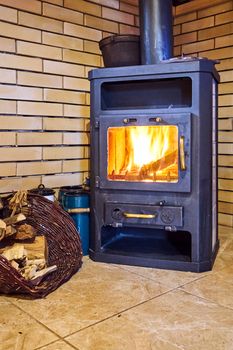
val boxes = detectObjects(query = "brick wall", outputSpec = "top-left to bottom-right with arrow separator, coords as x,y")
0,0 -> 232,228
174,0 -> 233,228
0,0 -> 139,193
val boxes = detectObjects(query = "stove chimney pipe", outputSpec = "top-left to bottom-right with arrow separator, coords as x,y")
139,0 -> 173,64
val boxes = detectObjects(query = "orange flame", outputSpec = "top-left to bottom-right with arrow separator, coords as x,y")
108,125 -> 178,182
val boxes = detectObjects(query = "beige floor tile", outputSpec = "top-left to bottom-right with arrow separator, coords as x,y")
10,259 -> 170,337
181,265 -> 233,309
66,289 -> 233,350
0,299 -> 58,350
115,263 -> 209,289
38,339 -> 78,350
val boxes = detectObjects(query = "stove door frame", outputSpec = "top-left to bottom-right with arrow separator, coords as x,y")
98,113 -> 191,193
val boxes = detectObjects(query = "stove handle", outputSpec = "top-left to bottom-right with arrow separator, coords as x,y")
123,212 -> 156,219
179,136 -> 186,171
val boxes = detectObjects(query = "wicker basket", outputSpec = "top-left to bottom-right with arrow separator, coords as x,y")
0,193 -> 82,298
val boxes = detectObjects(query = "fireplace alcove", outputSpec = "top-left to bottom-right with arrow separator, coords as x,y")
88,59 -> 219,272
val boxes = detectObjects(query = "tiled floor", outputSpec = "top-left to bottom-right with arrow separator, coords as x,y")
1,225 -> 233,350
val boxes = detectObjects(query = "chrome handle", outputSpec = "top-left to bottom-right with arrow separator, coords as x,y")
179,136 -> 186,171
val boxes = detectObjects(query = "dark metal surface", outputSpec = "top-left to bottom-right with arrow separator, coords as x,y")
139,0 -> 173,64
88,59 -> 219,272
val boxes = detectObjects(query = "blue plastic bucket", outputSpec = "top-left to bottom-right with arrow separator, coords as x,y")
58,185 -> 83,206
63,190 -> 90,256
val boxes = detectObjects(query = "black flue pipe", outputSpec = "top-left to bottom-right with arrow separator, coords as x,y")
139,0 -> 173,64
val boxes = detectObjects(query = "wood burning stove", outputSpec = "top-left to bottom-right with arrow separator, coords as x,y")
88,59 -> 219,272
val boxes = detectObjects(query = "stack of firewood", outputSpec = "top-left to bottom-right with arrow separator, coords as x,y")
0,191 -> 57,285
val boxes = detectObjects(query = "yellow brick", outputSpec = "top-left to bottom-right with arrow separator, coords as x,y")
19,12 -> 63,33
84,66 -> 96,78
216,10 -> 233,26
219,131 -> 233,143
63,132 -> 89,144
219,82 -> 233,94
42,173 -> 84,188
120,2 -> 138,15
219,189 -> 233,202
17,41 -> 62,60
84,40 -> 101,55
44,89 -> 86,104
219,143 -> 233,154
173,24 -> 181,36
121,0 -> 138,5
44,0 -> 63,5
173,46 -> 181,57
17,161 -> 62,176
217,58 -> 233,71
0,5 -> 17,22
198,1 -> 233,18
64,105 -> 90,118
0,176 -> 41,194
0,116 -> 42,130
0,132 -> 16,145
43,146 -> 84,159
64,22 -> 102,42
86,93 -> 90,105
91,0 -> 119,8
64,0 -> 101,16
174,32 -> 197,46
64,77 -> 90,91
220,71 -> 233,83
0,147 -> 42,161
84,146 -> 90,158
182,39 -> 214,55
218,213 -> 233,227
18,102 -> 63,116
219,106 -> 233,118
216,34 -> 233,49
85,15 -> 118,33
219,166 -> 233,179
0,22 -> 41,43
0,68 -> 16,84
102,7 -> 134,25
219,202 -> 233,215
219,94 -> 233,107
0,163 -> 16,177
182,17 -> 214,34
174,11 -> 197,25
0,37 -> 15,52
17,132 -> 62,145
43,117 -> 84,131
0,85 -> 42,101
218,118 -> 233,131
201,47 -> 233,60
219,179 -> 233,191
43,2 -> 83,25
0,53 -> 42,72
44,60 -> 85,77
0,0 -> 41,14
198,23 -> 233,41
63,159 -> 89,172
42,32 -> 83,51
18,72 -> 63,88
219,155 -> 233,167
63,49 -> 101,67
0,100 -> 16,114
119,23 -> 139,35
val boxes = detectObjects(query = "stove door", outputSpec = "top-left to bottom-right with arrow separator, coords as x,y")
98,113 -> 191,192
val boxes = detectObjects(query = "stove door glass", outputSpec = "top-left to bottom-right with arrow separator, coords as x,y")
107,125 -> 178,182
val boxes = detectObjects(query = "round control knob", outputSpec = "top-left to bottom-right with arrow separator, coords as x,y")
160,209 -> 175,224
112,208 -> 122,220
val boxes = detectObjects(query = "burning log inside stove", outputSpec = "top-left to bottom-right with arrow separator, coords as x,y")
140,150 -> 178,181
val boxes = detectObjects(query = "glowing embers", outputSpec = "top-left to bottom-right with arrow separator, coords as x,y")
108,125 -> 179,182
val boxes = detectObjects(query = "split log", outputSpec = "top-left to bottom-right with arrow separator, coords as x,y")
0,219 -> 6,241
30,265 -> 57,285
5,225 -> 17,237
1,244 -> 26,261
4,213 -> 26,226
15,224 -> 36,241
140,150 -> 178,177
24,236 -> 47,260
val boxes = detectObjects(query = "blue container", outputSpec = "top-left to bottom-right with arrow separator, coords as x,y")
63,190 -> 90,256
58,185 -> 83,206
